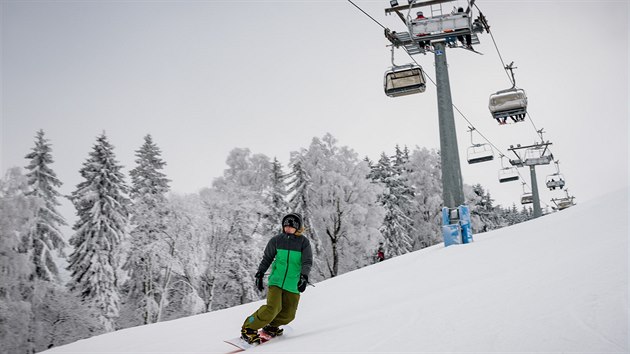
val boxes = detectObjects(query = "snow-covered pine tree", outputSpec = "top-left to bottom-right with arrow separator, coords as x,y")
287,151 -> 311,225
504,203 -> 522,225
0,167 -> 37,353
521,205 -> 534,221
390,146 -> 416,254
121,135 -> 171,326
24,129 -> 67,282
67,133 -> 131,332
466,184 -> 506,233
286,151 -> 323,271
266,157 -> 289,234
371,152 -> 414,258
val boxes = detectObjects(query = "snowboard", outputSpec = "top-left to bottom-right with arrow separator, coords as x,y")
224,326 -> 292,352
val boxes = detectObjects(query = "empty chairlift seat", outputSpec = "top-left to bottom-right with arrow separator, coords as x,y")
498,167 -> 519,183
384,65 -> 426,98
553,196 -> 575,210
523,146 -> 553,166
467,144 -> 494,164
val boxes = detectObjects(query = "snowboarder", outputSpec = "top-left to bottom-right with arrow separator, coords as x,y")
240,213 -> 313,344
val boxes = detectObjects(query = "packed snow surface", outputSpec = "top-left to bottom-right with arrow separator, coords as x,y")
45,189 -> 628,353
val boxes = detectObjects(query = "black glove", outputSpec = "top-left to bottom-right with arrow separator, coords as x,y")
255,271 -> 264,291
297,274 -> 308,293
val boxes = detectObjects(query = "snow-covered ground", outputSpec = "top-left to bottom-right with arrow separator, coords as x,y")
44,189 -> 628,353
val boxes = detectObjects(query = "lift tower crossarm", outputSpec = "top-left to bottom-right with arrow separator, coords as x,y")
508,142 -> 553,152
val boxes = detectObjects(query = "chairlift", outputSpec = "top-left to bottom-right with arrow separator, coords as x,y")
520,183 -> 533,205
489,88 -> 528,124
523,144 -> 553,166
546,160 -> 566,190
498,156 -> 519,183
384,45 -> 426,98
384,64 -> 427,97
489,62 -> 528,125
466,127 -> 494,164
554,198 -> 573,210
546,174 -> 565,190
552,190 -> 575,210
406,0 -> 484,50
521,193 -> 533,205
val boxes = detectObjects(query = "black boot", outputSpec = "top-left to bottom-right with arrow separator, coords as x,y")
241,328 -> 261,344
261,325 -> 283,337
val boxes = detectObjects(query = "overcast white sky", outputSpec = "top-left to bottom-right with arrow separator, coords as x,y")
1,0 -> 628,232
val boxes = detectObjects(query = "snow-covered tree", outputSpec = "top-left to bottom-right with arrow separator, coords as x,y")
266,157 -> 289,234
67,133 -> 131,332
121,134 -> 171,326
287,153 -> 311,222
405,147 -> 443,249
152,194 -> 211,321
23,130 -> 67,282
29,281 -> 103,352
294,134 -> 384,278
371,152 -> 414,258
0,167 -> 36,353
465,183 -> 508,233
287,151 -> 320,259
197,148 -> 269,310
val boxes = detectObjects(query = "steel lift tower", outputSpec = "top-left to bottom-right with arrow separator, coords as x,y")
384,0 -> 488,208
507,140 -> 554,218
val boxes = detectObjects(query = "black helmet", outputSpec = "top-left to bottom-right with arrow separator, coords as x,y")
282,213 -> 303,230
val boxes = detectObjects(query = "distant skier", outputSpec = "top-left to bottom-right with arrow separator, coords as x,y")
240,213 -> 313,344
376,242 -> 385,263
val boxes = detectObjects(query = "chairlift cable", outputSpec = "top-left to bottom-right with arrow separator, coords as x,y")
476,2 -> 558,158
473,3 -> 513,86
346,0 -> 387,30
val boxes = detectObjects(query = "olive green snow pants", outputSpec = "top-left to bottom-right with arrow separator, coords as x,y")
242,286 -> 300,330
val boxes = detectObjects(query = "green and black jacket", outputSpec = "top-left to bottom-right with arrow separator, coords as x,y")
258,232 -> 313,294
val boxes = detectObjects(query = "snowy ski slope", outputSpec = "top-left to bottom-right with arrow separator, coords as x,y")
44,188 -> 628,353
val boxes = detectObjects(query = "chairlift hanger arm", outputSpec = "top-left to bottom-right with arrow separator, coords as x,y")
541,144 -> 550,157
